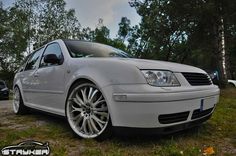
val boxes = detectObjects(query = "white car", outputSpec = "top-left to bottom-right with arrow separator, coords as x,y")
13,39 -> 220,139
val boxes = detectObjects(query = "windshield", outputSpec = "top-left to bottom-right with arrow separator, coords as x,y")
64,40 -> 131,58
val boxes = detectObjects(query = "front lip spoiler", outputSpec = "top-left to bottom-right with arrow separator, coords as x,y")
113,114 -> 212,136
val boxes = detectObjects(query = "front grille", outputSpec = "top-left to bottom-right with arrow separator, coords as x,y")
191,107 -> 214,119
182,72 -> 212,86
158,111 -> 190,124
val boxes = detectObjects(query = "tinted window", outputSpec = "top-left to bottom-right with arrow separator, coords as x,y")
25,48 -> 44,71
64,40 -> 131,58
40,43 -> 63,67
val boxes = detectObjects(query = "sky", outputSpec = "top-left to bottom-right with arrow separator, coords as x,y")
65,0 -> 141,38
2,0 -> 141,38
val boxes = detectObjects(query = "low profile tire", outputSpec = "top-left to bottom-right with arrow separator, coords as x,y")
66,82 -> 112,140
13,87 -> 28,115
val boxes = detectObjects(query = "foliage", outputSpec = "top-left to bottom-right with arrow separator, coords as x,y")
81,19 -> 127,51
118,17 -> 131,41
15,0 -> 82,49
0,2 -> 29,86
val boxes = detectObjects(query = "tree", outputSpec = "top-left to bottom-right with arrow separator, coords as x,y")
83,18 -> 127,51
15,0 -> 82,49
118,17 -> 131,41
94,26 -> 110,44
0,3 -> 29,85
0,0 -> 82,86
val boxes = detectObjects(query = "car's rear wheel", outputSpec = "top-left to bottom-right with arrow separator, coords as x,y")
66,82 -> 111,140
13,87 -> 28,114
228,83 -> 236,88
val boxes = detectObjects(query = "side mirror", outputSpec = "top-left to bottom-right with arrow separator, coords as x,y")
44,54 -> 61,64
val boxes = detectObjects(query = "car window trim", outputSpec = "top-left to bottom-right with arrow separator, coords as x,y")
21,53 -> 33,72
22,46 -> 45,72
23,46 -> 45,72
39,42 -> 64,69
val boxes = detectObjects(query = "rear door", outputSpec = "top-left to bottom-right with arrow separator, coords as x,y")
21,48 -> 44,104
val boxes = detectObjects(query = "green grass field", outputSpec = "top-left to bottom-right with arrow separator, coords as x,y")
0,89 -> 235,156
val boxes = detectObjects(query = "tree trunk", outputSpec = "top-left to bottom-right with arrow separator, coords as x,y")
215,15 -> 228,88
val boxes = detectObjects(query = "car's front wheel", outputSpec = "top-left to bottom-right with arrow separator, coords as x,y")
66,82 -> 111,140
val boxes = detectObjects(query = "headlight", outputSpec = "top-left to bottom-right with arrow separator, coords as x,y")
1,88 -> 8,91
141,70 -> 180,87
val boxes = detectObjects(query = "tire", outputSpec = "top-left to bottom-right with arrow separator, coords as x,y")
13,86 -> 28,115
228,83 -> 236,88
66,82 -> 112,140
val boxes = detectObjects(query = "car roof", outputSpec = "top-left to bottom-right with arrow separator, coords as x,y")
62,39 -> 107,46
62,39 -> 91,42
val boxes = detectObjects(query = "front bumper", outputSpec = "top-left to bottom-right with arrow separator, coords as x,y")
114,114 -> 212,135
103,84 -> 219,128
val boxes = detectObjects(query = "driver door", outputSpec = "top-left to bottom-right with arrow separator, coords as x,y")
33,42 -> 66,115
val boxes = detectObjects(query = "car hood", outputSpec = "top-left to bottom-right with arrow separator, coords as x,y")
113,58 -> 206,73
72,57 -> 206,73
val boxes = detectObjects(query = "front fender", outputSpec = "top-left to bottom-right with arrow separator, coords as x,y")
65,59 -> 147,93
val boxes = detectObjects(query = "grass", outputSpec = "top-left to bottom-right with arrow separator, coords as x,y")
9,92 -> 13,100
0,88 -> 236,155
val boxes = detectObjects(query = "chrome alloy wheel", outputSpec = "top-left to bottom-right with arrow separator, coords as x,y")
66,84 -> 109,138
13,87 -> 20,113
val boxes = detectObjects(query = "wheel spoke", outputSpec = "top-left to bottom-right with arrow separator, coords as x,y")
74,114 -> 83,127
87,118 -> 93,134
93,95 -> 102,103
81,87 -> 88,103
88,89 -> 98,102
70,98 -> 82,107
72,113 -> 82,121
92,115 -> 106,124
90,118 -> 99,133
71,105 -> 83,113
92,119 -> 103,129
94,111 -> 108,117
88,87 -> 93,101
81,117 -> 88,133
93,99 -> 105,107
93,107 -> 108,112
75,93 -> 86,106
